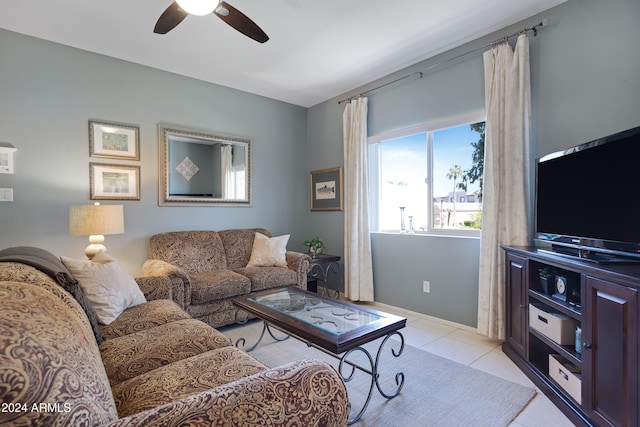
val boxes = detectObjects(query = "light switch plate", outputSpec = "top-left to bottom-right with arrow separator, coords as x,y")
0,188 -> 14,201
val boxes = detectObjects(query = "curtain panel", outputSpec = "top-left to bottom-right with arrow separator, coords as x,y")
477,35 -> 532,340
343,97 -> 374,302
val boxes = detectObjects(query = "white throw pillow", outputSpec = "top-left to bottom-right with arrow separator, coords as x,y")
246,233 -> 289,268
61,252 -> 146,325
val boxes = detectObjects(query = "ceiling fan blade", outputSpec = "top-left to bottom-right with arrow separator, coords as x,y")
215,1 -> 269,43
154,2 -> 189,34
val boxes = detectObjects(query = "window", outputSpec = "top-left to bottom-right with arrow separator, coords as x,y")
369,116 -> 485,235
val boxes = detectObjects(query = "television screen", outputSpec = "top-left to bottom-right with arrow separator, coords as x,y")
535,125 -> 640,261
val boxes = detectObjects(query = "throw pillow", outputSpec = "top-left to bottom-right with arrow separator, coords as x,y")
246,233 -> 289,268
61,252 -> 146,325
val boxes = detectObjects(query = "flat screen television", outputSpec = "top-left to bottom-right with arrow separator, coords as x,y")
535,125 -> 640,263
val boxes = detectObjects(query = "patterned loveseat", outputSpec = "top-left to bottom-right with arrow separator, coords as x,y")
0,259 -> 349,426
142,228 -> 312,328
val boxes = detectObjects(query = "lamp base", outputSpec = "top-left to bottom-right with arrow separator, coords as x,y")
85,235 -> 107,259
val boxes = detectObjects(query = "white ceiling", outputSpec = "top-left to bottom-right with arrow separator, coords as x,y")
0,0 -> 566,107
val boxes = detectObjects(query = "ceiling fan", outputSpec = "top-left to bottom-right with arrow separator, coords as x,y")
154,0 -> 269,43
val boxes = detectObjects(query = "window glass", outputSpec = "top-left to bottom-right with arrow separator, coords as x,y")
378,133 -> 427,232
371,120 -> 485,235
432,123 -> 484,230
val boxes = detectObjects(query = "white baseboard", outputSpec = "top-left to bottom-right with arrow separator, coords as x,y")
336,291 -> 478,333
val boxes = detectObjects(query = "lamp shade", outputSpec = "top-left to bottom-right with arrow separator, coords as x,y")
69,204 -> 124,236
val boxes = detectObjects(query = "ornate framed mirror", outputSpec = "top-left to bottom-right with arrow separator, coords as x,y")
159,123 -> 251,206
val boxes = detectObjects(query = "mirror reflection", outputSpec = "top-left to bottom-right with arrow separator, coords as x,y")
159,124 -> 250,205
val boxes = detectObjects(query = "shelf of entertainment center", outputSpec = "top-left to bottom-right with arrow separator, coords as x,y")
528,289 -> 581,319
529,327 -> 581,367
525,355 -> 584,413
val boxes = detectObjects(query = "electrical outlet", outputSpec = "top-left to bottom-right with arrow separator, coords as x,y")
423,280 -> 430,293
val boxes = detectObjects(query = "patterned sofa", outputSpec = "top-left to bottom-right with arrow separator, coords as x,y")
142,228 -> 312,328
0,259 -> 349,426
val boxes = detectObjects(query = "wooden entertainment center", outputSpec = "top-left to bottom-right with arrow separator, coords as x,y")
502,246 -> 639,427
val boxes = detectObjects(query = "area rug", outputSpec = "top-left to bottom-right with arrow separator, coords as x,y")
223,324 -> 536,427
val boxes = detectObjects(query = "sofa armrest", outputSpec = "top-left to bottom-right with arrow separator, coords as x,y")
142,259 -> 191,309
286,251 -> 312,290
134,276 -> 172,301
106,359 -> 349,427
142,259 -> 188,279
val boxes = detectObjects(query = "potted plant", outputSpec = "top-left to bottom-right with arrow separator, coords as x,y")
538,267 -> 557,295
303,237 -> 324,257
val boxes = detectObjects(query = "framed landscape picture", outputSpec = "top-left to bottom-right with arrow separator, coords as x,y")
90,163 -> 140,200
89,120 -> 140,160
310,167 -> 343,211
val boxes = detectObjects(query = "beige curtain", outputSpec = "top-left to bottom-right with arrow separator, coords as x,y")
477,35 -> 531,339
343,97 -> 374,301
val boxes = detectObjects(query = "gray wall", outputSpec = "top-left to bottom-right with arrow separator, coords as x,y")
0,29 -> 309,275
168,141 -> 217,196
306,0 -> 640,327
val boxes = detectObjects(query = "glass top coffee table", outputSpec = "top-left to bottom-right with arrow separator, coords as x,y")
233,287 -> 406,424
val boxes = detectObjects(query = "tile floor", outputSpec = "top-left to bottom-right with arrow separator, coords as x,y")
367,302 -> 576,427
221,301 -> 577,427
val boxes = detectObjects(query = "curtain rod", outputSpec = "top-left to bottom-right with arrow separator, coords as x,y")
338,19 -> 548,105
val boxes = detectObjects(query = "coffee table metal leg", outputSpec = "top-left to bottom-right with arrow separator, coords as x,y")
373,332 -> 405,399
235,320 -> 289,352
339,331 -> 405,424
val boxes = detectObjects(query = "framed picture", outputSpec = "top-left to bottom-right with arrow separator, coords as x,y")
90,163 -> 140,200
89,120 -> 140,160
310,167 -> 343,211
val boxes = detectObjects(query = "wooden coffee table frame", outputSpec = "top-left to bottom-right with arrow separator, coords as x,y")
232,287 -> 406,424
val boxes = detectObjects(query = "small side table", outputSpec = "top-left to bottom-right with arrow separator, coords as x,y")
307,254 -> 341,298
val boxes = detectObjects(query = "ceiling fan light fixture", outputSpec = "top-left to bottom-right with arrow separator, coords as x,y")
176,0 -> 218,16
214,4 -> 229,16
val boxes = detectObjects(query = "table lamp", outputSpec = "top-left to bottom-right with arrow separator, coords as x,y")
69,202 -> 124,259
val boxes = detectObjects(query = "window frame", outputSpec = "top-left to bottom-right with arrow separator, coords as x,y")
368,111 -> 486,237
